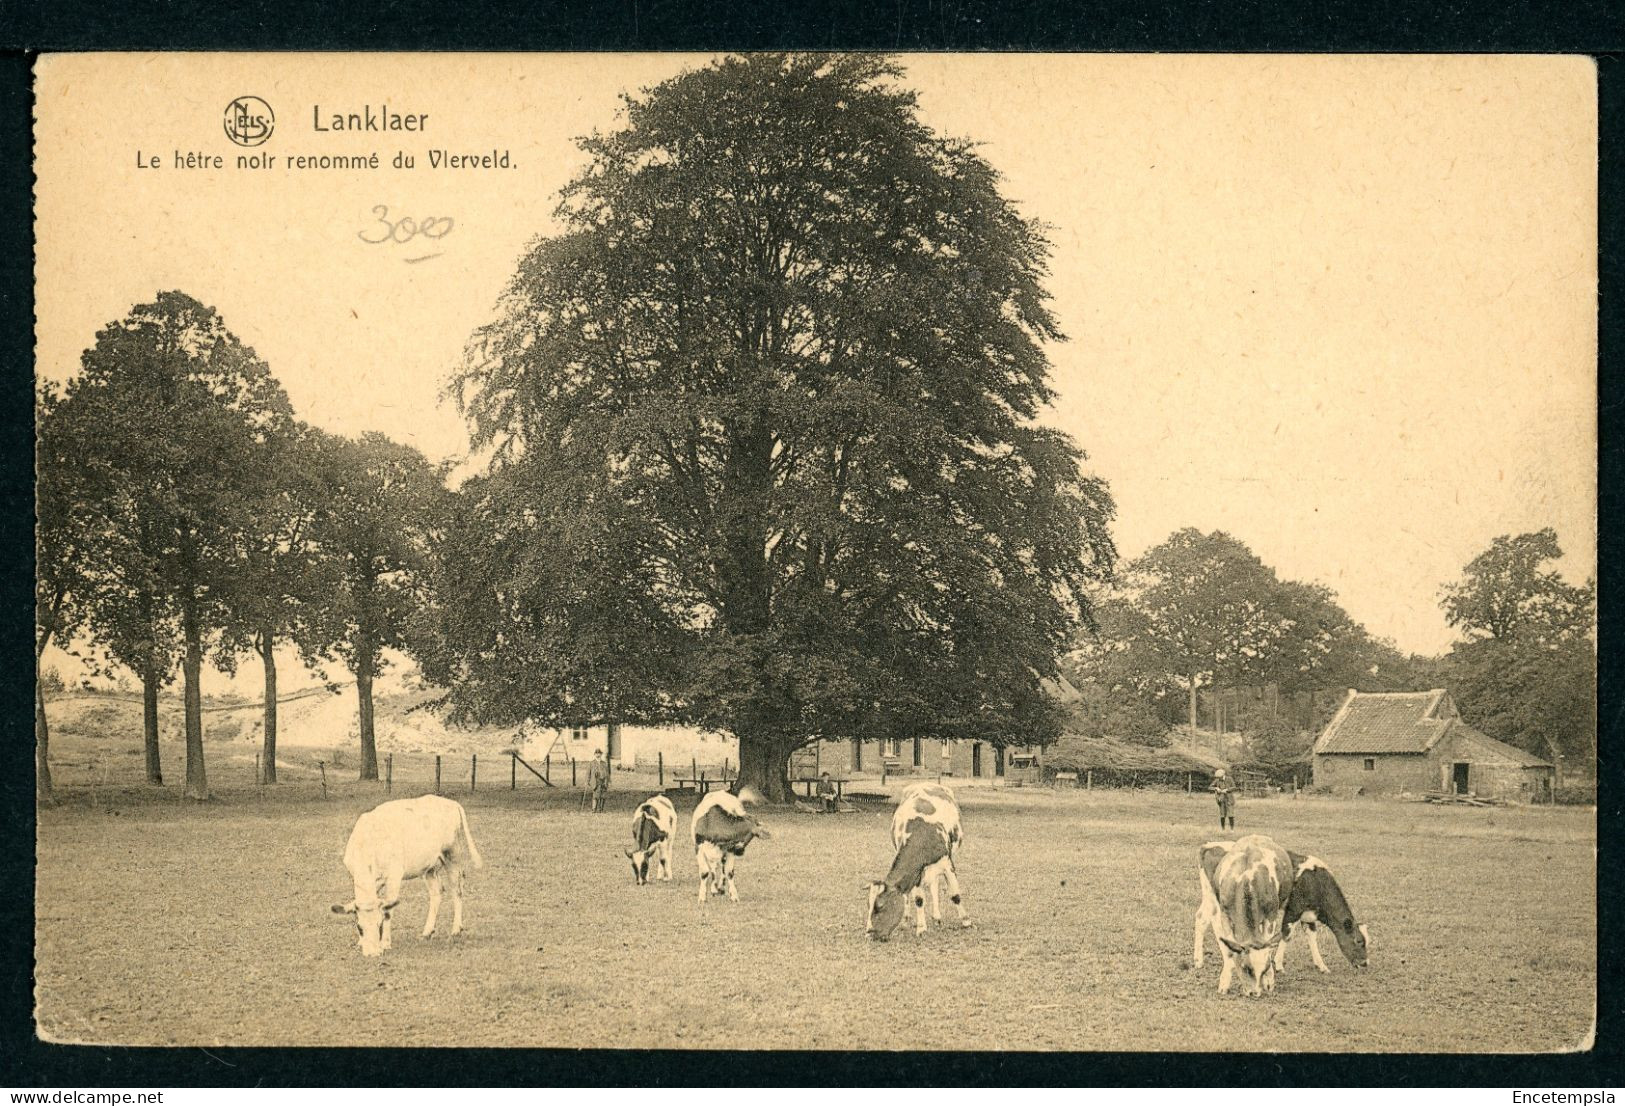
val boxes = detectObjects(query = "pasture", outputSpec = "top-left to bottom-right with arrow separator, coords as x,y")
35,782 -> 1594,1051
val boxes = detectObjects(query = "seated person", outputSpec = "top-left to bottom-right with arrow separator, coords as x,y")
816,771 -> 838,813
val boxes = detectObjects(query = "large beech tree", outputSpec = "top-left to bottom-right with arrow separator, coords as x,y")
446,54 -> 1116,800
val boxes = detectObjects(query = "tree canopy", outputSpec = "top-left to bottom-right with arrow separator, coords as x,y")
444,53 -> 1116,797
1439,530 -> 1595,771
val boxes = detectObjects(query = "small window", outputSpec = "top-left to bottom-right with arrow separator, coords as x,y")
571,725 -> 588,743
1363,758 -> 1375,771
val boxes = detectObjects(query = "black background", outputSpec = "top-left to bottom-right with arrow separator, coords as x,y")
0,0 -> 1620,1087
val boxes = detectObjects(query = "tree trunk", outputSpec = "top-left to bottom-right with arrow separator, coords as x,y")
141,649 -> 162,784
181,600 -> 208,801
260,627 -> 278,784
734,731 -> 798,804
1188,678 -> 1199,730
36,678 -> 54,803
356,640 -> 378,781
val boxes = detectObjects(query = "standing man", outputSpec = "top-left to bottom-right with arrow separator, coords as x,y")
588,748 -> 611,813
1210,768 -> 1237,831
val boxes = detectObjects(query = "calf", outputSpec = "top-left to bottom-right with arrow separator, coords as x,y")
866,783 -> 970,940
1275,852 -> 1369,974
1192,834 -> 1294,996
625,794 -> 677,885
690,789 -> 770,904
331,794 -> 484,957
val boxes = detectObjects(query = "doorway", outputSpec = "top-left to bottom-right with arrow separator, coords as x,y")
994,746 -> 1005,777
1452,762 -> 1471,795
972,742 -> 983,778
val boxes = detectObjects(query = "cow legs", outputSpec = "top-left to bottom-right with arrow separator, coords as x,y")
1306,926 -> 1330,973
380,875 -> 402,951
1217,949 -> 1235,994
721,853 -> 740,901
1194,907 -> 1210,968
941,863 -> 971,928
695,846 -> 712,904
659,838 -> 673,881
926,865 -> 944,923
422,870 -> 444,938
1273,928 -> 1288,974
448,865 -> 466,936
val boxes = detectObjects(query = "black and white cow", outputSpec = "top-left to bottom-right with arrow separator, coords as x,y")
1192,834 -> 1294,996
690,788 -> 770,904
625,794 -> 677,885
1275,851 -> 1370,974
331,794 -> 484,957
866,782 -> 970,941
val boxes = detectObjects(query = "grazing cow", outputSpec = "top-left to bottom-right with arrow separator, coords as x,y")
1275,852 -> 1370,974
866,783 -> 970,941
330,794 -> 484,957
1192,834 -> 1294,996
690,789 -> 770,904
625,794 -> 677,885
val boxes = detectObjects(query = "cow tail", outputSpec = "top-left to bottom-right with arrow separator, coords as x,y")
460,803 -> 485,869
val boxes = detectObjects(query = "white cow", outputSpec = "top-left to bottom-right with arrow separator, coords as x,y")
690,789 -> 770,904
625,794 -> 678,885
1192,834 -> 1294,996
331,795 -> 484,957
866,782 -> 970,940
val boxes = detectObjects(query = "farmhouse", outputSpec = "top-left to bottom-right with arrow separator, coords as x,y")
1312,689 -> 1553,801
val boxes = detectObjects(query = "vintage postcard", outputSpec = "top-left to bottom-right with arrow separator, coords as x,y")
33,53 -> 1596,1051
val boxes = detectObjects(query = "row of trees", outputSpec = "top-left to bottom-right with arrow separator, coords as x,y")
1063,526 -> 1595,774
38,56 -> 1122,804
37,55 -> 1593,802
36,292 -> 444,800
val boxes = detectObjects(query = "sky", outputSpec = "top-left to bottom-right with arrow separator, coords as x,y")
35,53 -> 1597,669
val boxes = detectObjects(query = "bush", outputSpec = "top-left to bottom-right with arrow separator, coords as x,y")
1552,784 -> 1596,806
39,666 -> 66,695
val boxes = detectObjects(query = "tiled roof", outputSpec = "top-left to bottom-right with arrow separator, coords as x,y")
1452,724 -> 1552,768
1315,690 -> 1452,755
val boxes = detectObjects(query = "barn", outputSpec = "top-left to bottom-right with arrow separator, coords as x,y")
1311,689 -> 1553,801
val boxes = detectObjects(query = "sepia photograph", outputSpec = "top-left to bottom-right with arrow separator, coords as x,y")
31,52 -> 1597,1053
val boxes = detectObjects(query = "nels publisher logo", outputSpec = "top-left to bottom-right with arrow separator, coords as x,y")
223,96 -> 275,147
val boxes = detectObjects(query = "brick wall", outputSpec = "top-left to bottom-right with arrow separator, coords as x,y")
1313,752 -> 1433,794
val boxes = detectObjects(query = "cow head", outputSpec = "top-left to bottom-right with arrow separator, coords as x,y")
624,845 -> 653,886
1220,934 -> 1284,996
867,881 -> 907,941
332,898 -> 396,957
1332,918 -> 1371,968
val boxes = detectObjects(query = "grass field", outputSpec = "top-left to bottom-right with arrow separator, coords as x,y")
35,782 -> 1595,1051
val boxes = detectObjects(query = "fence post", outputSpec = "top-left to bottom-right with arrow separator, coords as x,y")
692,757 -> 698,784
1186,771 -> 1191,795
255,751 -> 261,787
386,754 -> 393,794
881,758 -> 887,786
319,761 -> 328,799
545,753 -> 551,784
512,752 -> 517,790
471,753 -> 478,792
435,755 -> 442,795
658,751 -> 664,788
1086,769 -> 1092,791
571,757 -> 577,788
